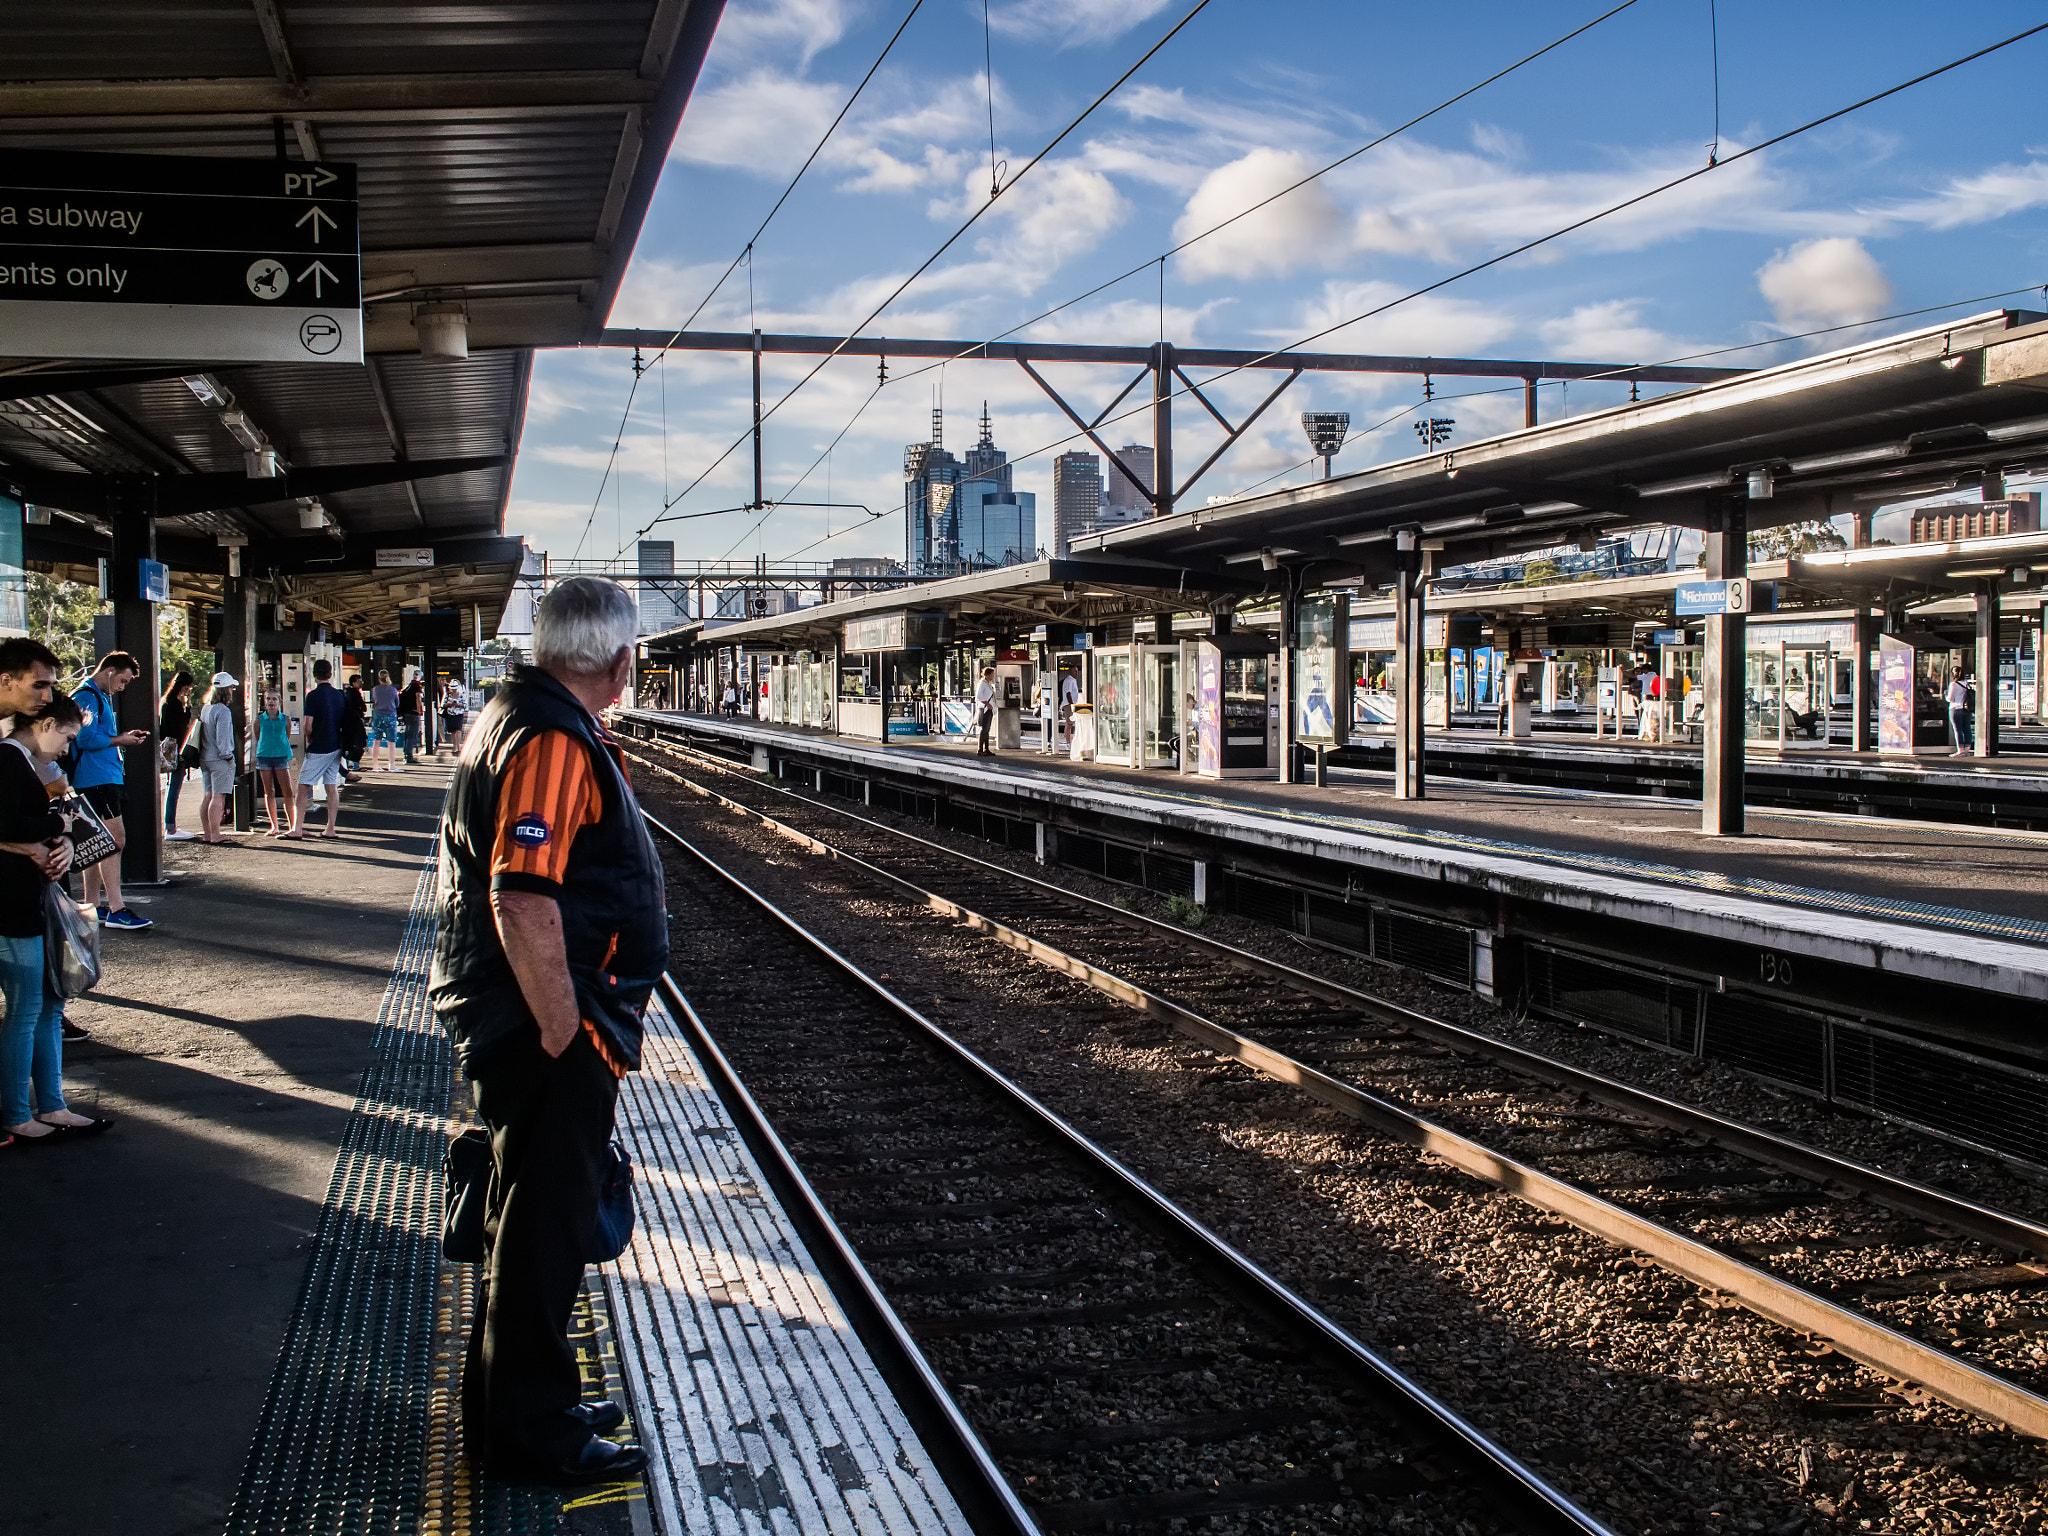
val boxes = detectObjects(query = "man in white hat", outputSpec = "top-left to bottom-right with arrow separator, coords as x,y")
196,672 -> 242,844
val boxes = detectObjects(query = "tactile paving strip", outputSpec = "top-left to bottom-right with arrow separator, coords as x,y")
603,1003 -> 969,1536
224,858 -> 452,1536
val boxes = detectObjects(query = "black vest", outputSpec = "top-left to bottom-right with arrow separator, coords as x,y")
429,666 -> 669,1075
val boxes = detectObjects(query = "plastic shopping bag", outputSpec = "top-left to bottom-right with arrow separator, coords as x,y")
44,882 -> 102,999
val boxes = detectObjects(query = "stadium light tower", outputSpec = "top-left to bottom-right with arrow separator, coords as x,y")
1301,412 -> 1350,479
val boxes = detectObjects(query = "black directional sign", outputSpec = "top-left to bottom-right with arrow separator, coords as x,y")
0,148 -> 361,365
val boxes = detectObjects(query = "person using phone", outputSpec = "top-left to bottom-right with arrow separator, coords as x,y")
72,651 -> 152,931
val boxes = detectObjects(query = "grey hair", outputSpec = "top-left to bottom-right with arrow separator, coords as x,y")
533,576 -> 639,674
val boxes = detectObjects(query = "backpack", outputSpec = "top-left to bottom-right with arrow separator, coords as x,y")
55,686 -> 89,780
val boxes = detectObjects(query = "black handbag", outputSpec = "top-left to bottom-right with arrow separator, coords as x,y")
589,1141 -> 636,1263
441,1128 -> 492,1263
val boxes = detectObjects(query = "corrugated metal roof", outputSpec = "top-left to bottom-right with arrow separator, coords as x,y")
0,0 -> 725,637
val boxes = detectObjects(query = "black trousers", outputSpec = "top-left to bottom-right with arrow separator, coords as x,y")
463,1028 -> 620,1475
977,706 -> 994,752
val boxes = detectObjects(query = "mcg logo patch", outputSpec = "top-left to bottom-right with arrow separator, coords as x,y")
510,813 -> 551,849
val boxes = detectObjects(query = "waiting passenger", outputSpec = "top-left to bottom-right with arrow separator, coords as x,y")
71,651 -> 152,930
341,674 -> 369,779
430,576 -> 660,1486
441,679 -> 470,753
975,665 -> 998,756
288,659 -> 349,840
1,681 -> 110,1145
1947,673 -> 1974,756
400,671 -> 425,764
196,673 -> 241,844
253,686 -> 295,836
159,670 -> 196,842
368,668 -> 402,772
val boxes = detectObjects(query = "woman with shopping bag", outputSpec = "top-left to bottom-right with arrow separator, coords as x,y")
1,685 -> 112,1146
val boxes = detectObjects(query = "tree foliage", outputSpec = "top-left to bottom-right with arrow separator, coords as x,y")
1749,519 -> 1848,560
27,572 -> 214,688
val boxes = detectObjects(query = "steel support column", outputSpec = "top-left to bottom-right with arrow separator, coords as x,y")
1701,499 -> 1746,835
1393,533 -> 1426,800
1151,341 -> 1174,516
1851,611 -> 1878,754
1976,583 -> 2001,759
1522,377 -> 1537,429
1277,584 -> 1299,784
109,500 -> 163,883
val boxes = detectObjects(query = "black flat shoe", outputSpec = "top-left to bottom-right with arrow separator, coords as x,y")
39,1114 -> 113,1135
60,1019 -> 89,1042
570,1401 -> 626,1435
543,1436 -> 647,1487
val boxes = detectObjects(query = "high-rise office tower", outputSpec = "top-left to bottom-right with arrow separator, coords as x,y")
961,401 -> 1012,492
1100,443 -> 1155,524
903,405 -> 962,575
1052,451 -> 1103,556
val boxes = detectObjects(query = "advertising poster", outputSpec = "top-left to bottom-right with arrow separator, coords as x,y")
1878,643 -> 1914,754
1197,646 -> 1221,776
1293,593 -> 1345,743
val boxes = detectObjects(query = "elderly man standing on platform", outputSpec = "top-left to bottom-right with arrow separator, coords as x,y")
429,577 -> 667,1487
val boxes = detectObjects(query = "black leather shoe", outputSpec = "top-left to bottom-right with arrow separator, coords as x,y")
547,1436 -> 647,1486
570,1401 -> 626,1435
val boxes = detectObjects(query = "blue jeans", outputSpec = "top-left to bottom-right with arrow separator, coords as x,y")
164,765 -> 187,832
0,931 -> 64,1123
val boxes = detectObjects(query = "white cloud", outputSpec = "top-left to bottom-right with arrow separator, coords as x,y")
992,159 -> 1130,270
1756,237 -> 1892,330
711,0 -> 852,68
1173,148 -> 1348,281
1537,300 -> 1682,362
1871,159 -> 2048,230
1284,280 -> 1516,357
988,0 -> 1176,45
671,71 -> 844,173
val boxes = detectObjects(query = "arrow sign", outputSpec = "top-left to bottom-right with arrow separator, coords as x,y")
298,259 -> 339,298
296,205 -> 337,243
313,167 -> 337,191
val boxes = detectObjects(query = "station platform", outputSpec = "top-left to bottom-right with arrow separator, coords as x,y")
624,712 -> 2048,1014
1339,724 -> 2048,819
1,758 -> 964,1536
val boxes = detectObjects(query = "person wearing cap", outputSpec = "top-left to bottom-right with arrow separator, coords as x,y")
196,672 -> 242,846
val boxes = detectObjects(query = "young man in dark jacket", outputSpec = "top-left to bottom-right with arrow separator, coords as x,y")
429,577 -> 666,1486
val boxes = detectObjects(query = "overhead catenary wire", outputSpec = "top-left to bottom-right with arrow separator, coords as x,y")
617,0 -> 1218,556
893,19 -> 2048,521
657,0 -> 1653,567
565,0 -> 930,561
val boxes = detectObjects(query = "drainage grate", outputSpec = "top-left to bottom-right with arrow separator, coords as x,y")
1833,1023 -> 2048,1168
1305,892 -> 1370,955
1373,909 -> 1474,988
1228,873 -> 1300,929
1701,991 -> 1830,1096
1527,945 -> 1702,1054
872,784 -> 936,820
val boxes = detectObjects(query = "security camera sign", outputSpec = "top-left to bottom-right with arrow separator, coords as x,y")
0,148 -> 361,364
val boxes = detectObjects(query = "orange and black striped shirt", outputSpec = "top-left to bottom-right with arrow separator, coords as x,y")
488,726 -> 634,1075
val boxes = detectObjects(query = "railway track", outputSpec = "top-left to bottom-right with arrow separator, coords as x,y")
621,728 -> 2048,1444
650,807 -> 1613,1536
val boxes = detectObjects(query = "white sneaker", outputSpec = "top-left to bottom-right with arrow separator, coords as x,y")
165,829 -> 197,841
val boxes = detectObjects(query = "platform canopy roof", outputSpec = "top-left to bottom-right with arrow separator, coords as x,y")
0,0 -> 726,641
640,557 -> 1266,659
1073,310 -> 2048,588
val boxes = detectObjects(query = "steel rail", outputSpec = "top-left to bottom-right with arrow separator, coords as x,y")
628,741 -> 2048,1441
653,977 -> 1041,1536
626,727 -> 2048,1259
645,808 -> 1619,1536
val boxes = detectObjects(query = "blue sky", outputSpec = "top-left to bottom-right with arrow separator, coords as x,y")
507,0 -> 2048,570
